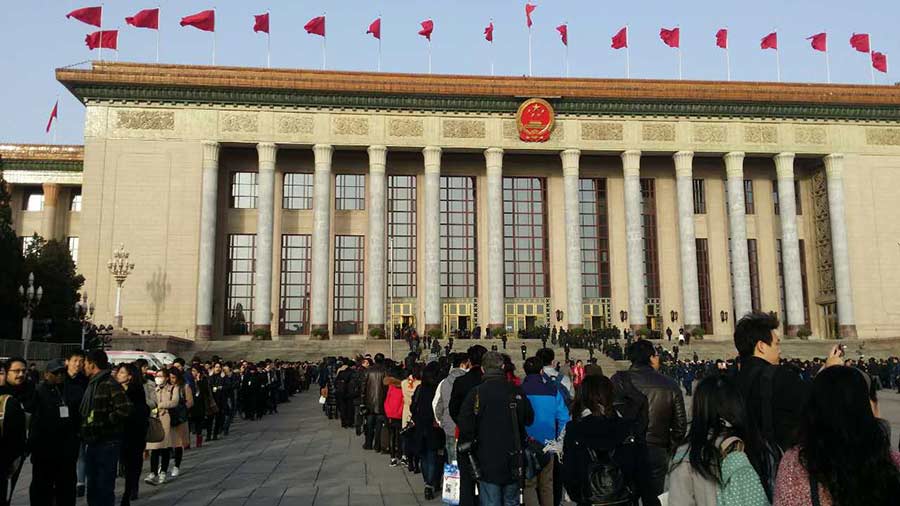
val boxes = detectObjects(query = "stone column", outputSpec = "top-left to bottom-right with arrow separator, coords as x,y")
485,148 -> 505,329
40,183 -> 60,240
725,152 -> 752,320
254,143 -> 278,332
622,150 -> 646,329
310,144 -> 334,334
423,147 -> 442,332
195,141 -> 220,340
367,145 -> 388,333
673,151 -> 701,330
823,154 -> 857,338
775,153 -> 804,336
561,149 -> 584,329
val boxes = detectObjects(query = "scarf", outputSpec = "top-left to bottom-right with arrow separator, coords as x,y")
80,369 -> 111,420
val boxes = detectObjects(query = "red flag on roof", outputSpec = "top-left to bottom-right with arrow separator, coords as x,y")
660,27 -> 680,48
85,30 -> 118,50
716,28 -> 728,49
125,8 -> 159,30
850,33 -> 870,53
66,6 -> 102,27
305,16 -> 326,37
484,22 -> 494,42
807,33 -> 827,52
556,24 -> 568,46
761,32 -> 778,50
419,19 -> 434,40
611,27 -> 627,49
45,101 -> 58,134
181,10 -> 215,32
872,51 -> 888,73
367,18 -> 381,39
253,13 -> 270,34
525,4 -> 536,28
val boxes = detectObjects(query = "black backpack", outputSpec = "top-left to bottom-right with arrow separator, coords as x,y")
569,444 -> 632,506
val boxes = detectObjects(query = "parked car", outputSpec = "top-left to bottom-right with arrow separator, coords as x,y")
106,350 -> 165,371
151,351 -> 178,366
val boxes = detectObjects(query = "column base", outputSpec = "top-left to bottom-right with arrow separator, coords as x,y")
114,315 -> 123,329
195,325 -> 213,341
785,325 -> 802,337
838,325 -> 858,339
630,324 -> 647,331
424,324 -> 442,333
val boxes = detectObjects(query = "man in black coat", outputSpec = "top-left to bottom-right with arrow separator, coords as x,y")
449,345 -> 487,506
457,352 -> 534,505
0,358 -> 28,506
360,353 -> 387,450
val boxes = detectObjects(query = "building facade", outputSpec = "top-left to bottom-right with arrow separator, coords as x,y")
6,62 -> 900,340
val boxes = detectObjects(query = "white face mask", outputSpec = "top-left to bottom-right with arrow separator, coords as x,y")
155,377 -> 166,386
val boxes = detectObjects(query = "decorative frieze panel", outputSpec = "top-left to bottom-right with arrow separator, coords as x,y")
443,119 -> 486,139
794,126 -> 827,145
388,118 -> 424,137
744,125 -> 778,144
332,116 -> 370,136
115,110 -> 175,131
221,112 -> 259,133
642,123 -> 676,142
865,127 -> 900,146
581,122 -> 624,141
812,170 -> 835,298
503,120 -> 518,139
276,114 -> 314,135
692,124 -> 727,143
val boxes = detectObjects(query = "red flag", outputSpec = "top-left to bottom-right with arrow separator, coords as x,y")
419,19 -> 434,41
484,22 -> 494,42
716,29 -> 728,49
125,8 -> 159,30
66,6 -> 102,27
85,30 -> 118,50
660,27 -> 680,48
611,27 -> 627,49
305,16 -> 326,37
807,33 -> 827,52
180,10 -> 215,32
525,4 -> 537,28
761,32 -> 778,50
367,18 -> 381,40
556,24 -> 568,46
45,101 -> 58,133
872,51 -> 888,73
253,13 -> 270,34
850,33 -> 871,53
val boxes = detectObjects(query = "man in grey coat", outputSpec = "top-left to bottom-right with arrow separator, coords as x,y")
432,352 -> 468,463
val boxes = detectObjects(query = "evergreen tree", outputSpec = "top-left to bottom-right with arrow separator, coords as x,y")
0,173 -> 24,339
23,235 -> 85,343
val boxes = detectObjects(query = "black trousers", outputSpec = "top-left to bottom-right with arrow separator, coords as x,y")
120,438 -> 145,505
457,457 -> 477,506
30,453 -> 77,506
338,397 -> 355,427
645,444 -> 669,498
364,414 -> 385,449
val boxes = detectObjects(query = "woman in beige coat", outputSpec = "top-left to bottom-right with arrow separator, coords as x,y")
144,368 -> 193,485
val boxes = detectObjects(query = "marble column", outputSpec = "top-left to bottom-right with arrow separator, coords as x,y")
367,145 -> 388,333
423,147 -> 442,331
40,183 -> 60,240
195,141 -> 220,340
485,148 -> 505,329
725,152 -> 752,321
673,151 -> 701,330
622,150 -> 646,329
310,144 -> 334,334
823,154 -> 857,338
774,153 -> 804,336
254,143 -> 278,332
561,149 -> 584,329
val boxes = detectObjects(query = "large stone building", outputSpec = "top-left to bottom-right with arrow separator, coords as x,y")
4,62 -> 900,341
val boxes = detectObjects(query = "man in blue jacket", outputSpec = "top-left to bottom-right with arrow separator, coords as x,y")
521,357 -> 570,506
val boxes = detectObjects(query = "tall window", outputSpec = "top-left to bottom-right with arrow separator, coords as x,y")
748,239 -> 761,312
744,180 -> 756,214
799,239 -> 810,324
692,179 -> 706,214
225,234 -> 256,334
641,179 -> 660,300
503,177 -> 548,299
70,190 -> 82,212
283,173 -> 313,210
772,180 -> 780,215
795,180 -> 803,215
335,174 -> 365,210
440,176 -> 478,299
696,238 -> 713,333
579,178 -> 611,299
772,179 -> 803,215
230,172 -> 257,209
23,188 -> 43,211
67,236 -> 79,266
280,234 -> 311,335
333,235 -> 364,334
389,176 -> 417,298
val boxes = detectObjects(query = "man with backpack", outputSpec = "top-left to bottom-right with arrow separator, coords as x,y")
521,357 -> 570,506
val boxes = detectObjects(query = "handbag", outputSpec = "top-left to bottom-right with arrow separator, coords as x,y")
146,417 -> 165,443
168,387 -> 189,427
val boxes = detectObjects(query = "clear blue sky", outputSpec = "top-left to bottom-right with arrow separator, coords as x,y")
1,0 -> 896,145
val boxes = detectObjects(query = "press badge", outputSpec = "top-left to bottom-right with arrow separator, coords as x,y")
59,406 -> 70,418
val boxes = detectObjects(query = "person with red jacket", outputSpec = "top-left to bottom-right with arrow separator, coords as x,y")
383,368 -> 404,467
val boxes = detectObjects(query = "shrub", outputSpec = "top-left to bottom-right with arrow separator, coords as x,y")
690,327 -> 705,340
251,328 -> 272,341
427,328 -> 444,341
492,327 -> 508,339
797,327 -> 812,340
635,327 -> 650,338
369,327 -> 386,339
310,327 -> 330,340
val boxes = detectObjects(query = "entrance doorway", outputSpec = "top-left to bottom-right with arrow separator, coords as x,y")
443,301 -> 477,337
822,303 -> 838,339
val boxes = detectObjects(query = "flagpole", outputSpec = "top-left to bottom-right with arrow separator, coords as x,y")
726,47 -> 731,81
825,44 -> 831,84
322,12 -> 327,70
626,25 -> 631,79
870,36 -> 876,84
99,3 -> 104,62
528,26 -> 533,77
775,29 -> 781,82
678,47 -> 683,80
156,4 -> 161,63
212,8 -> 217,65
428,39 -> 432,74
267,10 -> 271,69
377,12 -> 382,72
565,20 -> 570,78
490,17 -> 495,77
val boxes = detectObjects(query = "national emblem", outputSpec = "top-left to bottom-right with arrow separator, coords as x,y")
516,98 -> 555,142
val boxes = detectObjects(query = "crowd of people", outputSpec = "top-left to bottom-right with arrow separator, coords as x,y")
0,350 -> 314,506
316,311 -> 900,505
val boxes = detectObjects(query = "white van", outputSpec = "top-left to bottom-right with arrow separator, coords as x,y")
151,352 -> 178,366
106,350 -> 165,371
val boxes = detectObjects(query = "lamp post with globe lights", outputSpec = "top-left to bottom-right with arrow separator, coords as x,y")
75,292 -> 95,350
19,272 -> 43,360
107,244 -> 135,329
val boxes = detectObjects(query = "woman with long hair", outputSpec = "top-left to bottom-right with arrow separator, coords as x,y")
773,366 -> 900,505
115,363 -> 149,505
668,375 -> 769,506
410,361 -> 446,500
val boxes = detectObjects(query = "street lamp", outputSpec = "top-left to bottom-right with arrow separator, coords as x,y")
75,292 -> 95,350
619,310 -> 628,323
107,244 -> 135,329
555,309 -> 564,322
19,272 -> 43,361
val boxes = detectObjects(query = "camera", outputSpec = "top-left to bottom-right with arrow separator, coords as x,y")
456,441 -> 482,481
